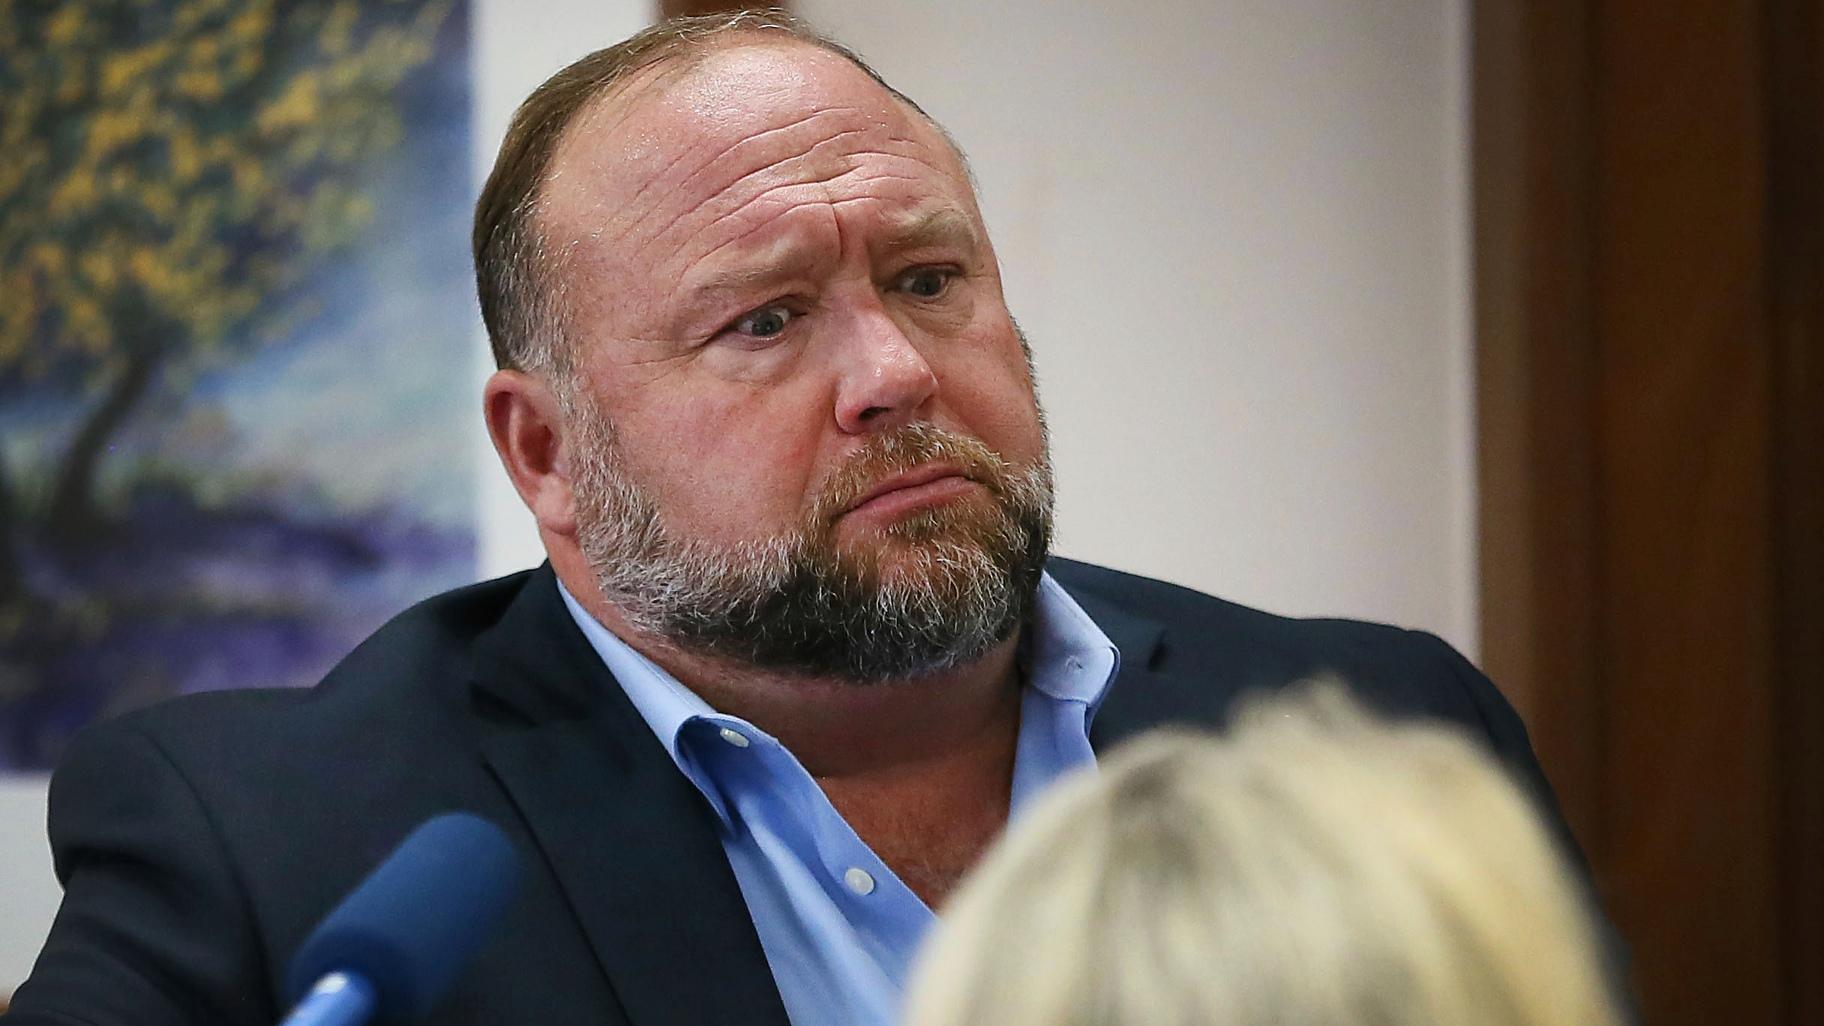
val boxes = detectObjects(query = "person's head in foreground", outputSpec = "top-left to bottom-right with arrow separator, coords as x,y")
904,686 -> 1622,1026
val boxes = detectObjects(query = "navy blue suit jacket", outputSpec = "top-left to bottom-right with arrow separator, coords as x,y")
6,560 -> 1586,1026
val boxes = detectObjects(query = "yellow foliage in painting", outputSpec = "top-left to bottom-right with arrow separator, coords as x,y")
48,169 -> 97,217
258,71 -> 322,133
65,298 -> 108,350
228,48 -> 262,85
322,2 -> 361,57
189,32 -> 221,64
0,269 -> 31,364
99,40 -> 175,98
227,3 -> 275,47
56,64 -> 87,105
174,68 -> 224,102
168,128 -> 202,182
79,250 -> 119,291
31,244 -> 68,276
139,183 -> 178,222
45,6 -> 83,47
85,106 -> 152,163
127,248 -> 171,296
0,0 -> 453,388
230,156 -> 267,196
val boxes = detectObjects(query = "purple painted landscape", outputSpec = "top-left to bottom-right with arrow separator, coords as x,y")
0,1 -> 477,770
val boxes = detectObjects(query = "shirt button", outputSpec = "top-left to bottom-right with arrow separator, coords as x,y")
717,727 -> 751,749
843,867 -> 876,895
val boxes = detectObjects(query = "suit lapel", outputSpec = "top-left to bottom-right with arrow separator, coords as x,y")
1074,589 -> 1184,750
471,567 -> 790,1026
1060,574 -> 1262,750
465,561 -> 1258,1024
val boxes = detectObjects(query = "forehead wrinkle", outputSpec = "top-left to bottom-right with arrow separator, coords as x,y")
681,165 -> 942,274
541,43 -> 984,343
539,142 -> 881,331
669,143 -> 962,263
637,122 -> 881,249
683,198 -> 841,297
686,228 -> 839,310
541,93 -> 885,275
629,104 -> 877,209
635,115 -> 939,254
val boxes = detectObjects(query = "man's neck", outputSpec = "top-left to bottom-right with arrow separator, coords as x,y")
572,579 -> 1024,780
710,642 -> 1022,779
553,556 -> 1025,905
656,623 -> 1023,908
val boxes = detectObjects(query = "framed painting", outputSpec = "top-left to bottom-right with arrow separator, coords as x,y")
0,0 -> 477,770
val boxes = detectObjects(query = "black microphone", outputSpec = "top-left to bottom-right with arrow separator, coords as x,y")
278,813 -> 522,1026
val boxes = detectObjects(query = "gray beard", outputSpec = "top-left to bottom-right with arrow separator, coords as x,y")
567,404 -> 1053,683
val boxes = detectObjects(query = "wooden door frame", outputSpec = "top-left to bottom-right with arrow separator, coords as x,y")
1474,2 -> 1822,1023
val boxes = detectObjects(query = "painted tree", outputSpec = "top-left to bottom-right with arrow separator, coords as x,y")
0,0 -> 453,571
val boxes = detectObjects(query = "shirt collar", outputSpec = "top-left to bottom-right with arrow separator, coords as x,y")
556,580 -> 716,763
1025,572 -> 1121,710
556,572 -> 1121,821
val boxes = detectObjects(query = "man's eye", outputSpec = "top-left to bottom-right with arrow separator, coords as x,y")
731,304 -> 794,338
896,267 -> 954,298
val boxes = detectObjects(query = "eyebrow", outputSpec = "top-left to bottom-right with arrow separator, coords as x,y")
880,208 -> 981,255
689,262 -> 801,301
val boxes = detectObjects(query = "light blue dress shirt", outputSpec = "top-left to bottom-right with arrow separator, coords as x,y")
557,574 -> 1120,1026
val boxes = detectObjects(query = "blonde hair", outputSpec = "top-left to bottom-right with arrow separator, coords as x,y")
904,685 -> 1620,1026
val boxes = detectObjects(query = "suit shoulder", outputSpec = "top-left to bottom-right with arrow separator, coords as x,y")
1047,555 -> 1420,652
82,569 -> 541,752
1047,555 -> 1498,732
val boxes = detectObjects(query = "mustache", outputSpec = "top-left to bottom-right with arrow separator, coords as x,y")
808,423 -> 1016,523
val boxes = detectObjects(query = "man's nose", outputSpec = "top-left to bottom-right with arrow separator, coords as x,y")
833,310 -> 939,435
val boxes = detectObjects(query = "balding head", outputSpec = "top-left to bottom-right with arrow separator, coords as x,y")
472,12 -> 953,378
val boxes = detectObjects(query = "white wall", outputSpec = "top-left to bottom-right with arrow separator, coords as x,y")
2,0 -> 1473,993
0,779 -> 54,993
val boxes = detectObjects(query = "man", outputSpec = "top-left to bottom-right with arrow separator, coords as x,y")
6,13 -> 1597,1026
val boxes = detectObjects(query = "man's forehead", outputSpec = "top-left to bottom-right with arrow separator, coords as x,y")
549,40 -> 940,196
683,205 -> 982,302
529,37 -> 982,310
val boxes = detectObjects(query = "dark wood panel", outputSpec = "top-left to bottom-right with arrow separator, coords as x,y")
1476,0 -> 1823,1023
1592,3 -> 1781,1018
1472,0 -> 1608,861
1764,2 -> 1824,1022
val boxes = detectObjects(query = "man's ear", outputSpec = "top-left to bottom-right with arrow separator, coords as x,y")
483,369 -> 578,537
